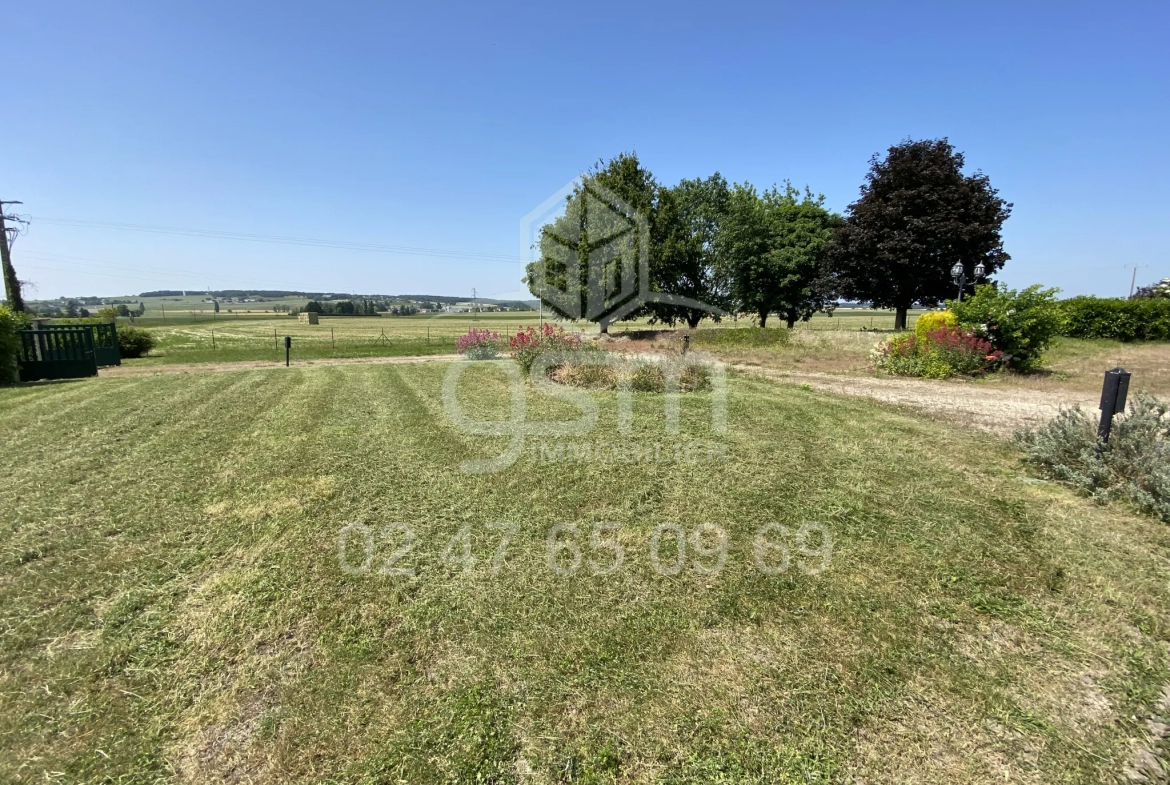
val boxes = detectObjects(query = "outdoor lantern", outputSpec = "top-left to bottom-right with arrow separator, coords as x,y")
951,262 -> 964,282
974,261 -> 986,279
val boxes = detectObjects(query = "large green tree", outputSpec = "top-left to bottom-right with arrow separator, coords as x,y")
525,153 -> 657,333
648,174 -> 730,328
828,138 -> 1012,330
716,183 -> 840,328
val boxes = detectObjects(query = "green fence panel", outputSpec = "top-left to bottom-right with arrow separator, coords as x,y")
28,323 -> 121,366
17,328 -> 99,381
91,323 -> 121,366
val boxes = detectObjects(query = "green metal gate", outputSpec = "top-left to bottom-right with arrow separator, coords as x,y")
17,328 -> 99,381
24,323 -> 121,367
89,323 -> 121,367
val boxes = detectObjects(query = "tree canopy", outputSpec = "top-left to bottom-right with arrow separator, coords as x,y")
828,138 -> 1012,329
526,141 -> 1008,333
648,174 -> 730,328
525,153 -> 657,333
717,183 -> 840,328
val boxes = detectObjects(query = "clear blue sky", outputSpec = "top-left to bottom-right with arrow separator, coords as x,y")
6,1 -> 1167,301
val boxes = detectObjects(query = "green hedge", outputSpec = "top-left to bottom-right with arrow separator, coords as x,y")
0,306 -> 24,384
1057,296 -> 1170,342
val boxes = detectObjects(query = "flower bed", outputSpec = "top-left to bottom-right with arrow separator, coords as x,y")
508,324 -> 711,392
873,324 -> 1002,379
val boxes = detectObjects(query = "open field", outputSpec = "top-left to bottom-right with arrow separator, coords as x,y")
3,360 -> 1170,783
126,313 -> 561,365
120,309 -> 917,367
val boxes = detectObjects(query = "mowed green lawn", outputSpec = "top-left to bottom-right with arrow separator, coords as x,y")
2,362 -> 1168,783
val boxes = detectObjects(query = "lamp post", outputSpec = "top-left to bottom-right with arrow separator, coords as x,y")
951,261 -> 987,302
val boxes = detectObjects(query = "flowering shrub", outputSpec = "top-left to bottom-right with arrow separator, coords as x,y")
914,310 -> 957,340
509,324 -> 582,374
949,284 -> 1061,371
873,325 -> 1001,379
456,328 -> 501,360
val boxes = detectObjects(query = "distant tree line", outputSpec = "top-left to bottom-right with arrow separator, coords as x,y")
526,139 -> 1012,331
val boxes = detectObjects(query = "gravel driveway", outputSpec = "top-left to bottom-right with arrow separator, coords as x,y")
736,366 -> 1099,437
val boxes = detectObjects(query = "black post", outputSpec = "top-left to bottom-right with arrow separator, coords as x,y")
1097,367 -> 1131,443
284,336 -> 291,367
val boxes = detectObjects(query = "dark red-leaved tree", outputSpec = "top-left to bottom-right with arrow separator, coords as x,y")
828,138 -> 1012,329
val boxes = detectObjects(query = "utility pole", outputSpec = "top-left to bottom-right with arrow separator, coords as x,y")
0,200 -> 27,311
1124,264 -> 1145,299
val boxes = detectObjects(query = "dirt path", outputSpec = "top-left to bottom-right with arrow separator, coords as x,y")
99,354 -> 461,377
735,366 -> 1098,437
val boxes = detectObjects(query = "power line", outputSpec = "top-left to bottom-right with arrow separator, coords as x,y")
30,216 -> 520,265
19,251 -> 280,287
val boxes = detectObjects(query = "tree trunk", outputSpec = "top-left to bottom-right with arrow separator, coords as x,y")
894,306 -> 909,331
758,311 -> 768,328
0,210 -> 25,312
786,312 -> 796,329
687,313 -> 702,329
598,318 -> 610,335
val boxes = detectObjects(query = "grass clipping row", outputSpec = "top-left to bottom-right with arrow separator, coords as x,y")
548,350 -> 712,392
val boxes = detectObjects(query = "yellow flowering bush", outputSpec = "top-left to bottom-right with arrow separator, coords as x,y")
914,310 -> 957,340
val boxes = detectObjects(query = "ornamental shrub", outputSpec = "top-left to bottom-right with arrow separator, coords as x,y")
117,326 -> 156,358
914,310 -> 957,340
949,284 -> 1061,371
1057,296 -> 1170,342
551,361 -> 618,389
549,354 -> 712,393
873,325 -> 1001,379
456,328 -> 501,360
1016,395 -> 1170,521
508,324 -> 583,374
0,305 -> 25,384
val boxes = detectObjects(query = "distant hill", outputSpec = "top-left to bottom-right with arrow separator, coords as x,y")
135,290 -> 538,309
